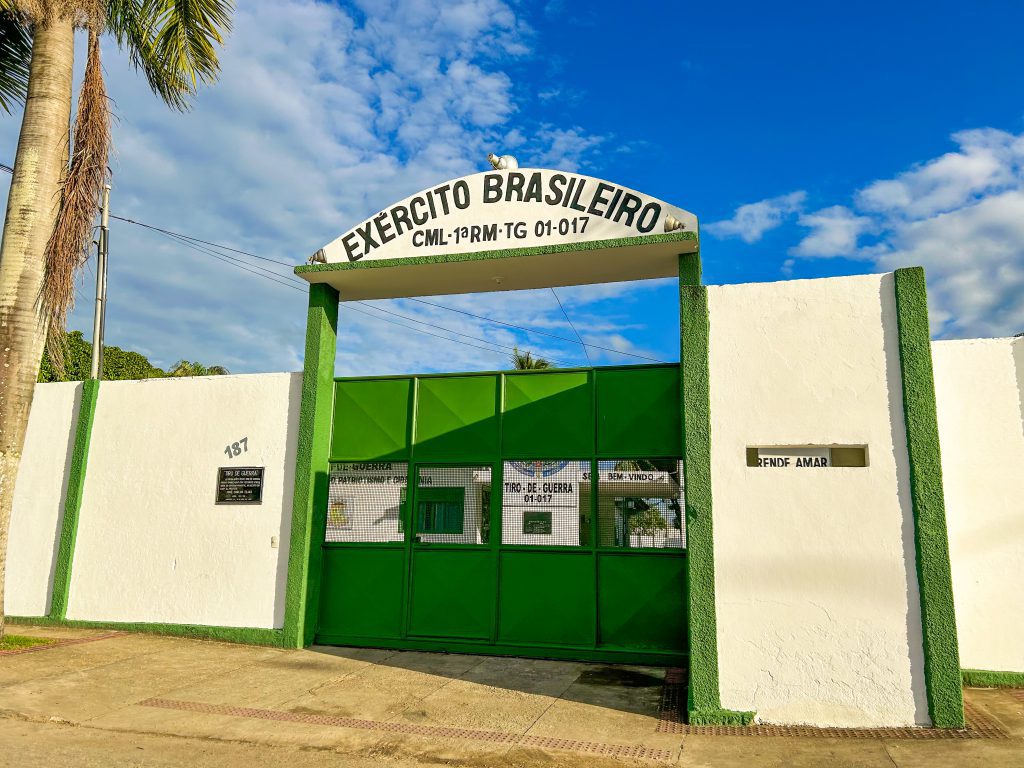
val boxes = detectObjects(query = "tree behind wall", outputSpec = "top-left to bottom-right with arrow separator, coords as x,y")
37,331 -> 166,381
510,345 -> 552,370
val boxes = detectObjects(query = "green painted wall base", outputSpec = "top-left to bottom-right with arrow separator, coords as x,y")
9,615 -> 286,647
688,708 -> 756,726
962,669 -> 1024,688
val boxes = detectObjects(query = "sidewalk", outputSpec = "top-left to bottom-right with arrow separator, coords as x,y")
1,625 -> 1022,767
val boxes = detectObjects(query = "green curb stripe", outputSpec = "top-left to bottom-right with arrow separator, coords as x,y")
9,615 -> 284,647
282,283 -> 339,648
678,253 -> 750,725
689,708 -> 756,726
893,267 -> 965,729
295,231 -> 697,275
48,378 -> 100,620
962,669 -> 1024,688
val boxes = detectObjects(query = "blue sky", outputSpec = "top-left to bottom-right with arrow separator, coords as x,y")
2,0 -> 1023,375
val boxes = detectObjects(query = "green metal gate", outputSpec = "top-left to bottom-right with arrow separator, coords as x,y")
313,364 -> 687,665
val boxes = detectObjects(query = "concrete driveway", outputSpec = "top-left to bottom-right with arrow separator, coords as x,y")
1,625 -> 1022,767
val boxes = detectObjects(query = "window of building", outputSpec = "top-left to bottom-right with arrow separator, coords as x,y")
415,466 -> 491,544
417,488 -> 464,534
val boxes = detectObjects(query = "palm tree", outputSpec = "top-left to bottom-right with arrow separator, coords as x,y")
168,360 -> 229,377
510,344 -> 552,370
0,1 -> 234,638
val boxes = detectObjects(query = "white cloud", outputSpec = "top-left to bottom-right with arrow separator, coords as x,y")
790,205 -> 874,258
856,128 -> 1024,219
703,127 -> 1024,338
704,191 -> 806,243
524,125 -> 607,172
788,128 -> 1024,338
0,0 -> 666,374
872,190 -> 1024,338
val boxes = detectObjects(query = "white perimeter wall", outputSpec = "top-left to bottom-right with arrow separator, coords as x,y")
934,337 -> 1024,674
4,382 -> 81,616
66,373 -> 302,629
707,273 -> 929,727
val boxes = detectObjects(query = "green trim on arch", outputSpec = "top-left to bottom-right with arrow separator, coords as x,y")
48,378 -> 100,620
282,283 -> 339,648
893,267 -> 965,729
678,252 -> 753,726
295,231 -> 698,275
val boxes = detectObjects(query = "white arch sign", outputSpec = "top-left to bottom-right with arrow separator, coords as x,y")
298,168 -> 698,299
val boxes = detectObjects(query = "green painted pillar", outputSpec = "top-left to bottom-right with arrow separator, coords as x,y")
892,267 -> 964,728
678,252 -> 753,726
49,378 -> 101,620
283,282 -> 339,648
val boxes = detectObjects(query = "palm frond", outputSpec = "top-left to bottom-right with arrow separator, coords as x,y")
0,1 -> 31,113
42,29 -> 110,375
107,0 -> 233,111
510,345 -> 552,370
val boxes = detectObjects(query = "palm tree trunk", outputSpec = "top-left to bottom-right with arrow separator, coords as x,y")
0,17 -> 75,638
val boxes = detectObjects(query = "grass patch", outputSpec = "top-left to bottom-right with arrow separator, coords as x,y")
962,669 -> 1024,689
0,634 -> 54,651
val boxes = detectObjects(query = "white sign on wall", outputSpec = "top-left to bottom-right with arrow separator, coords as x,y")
314,169 -> 698,265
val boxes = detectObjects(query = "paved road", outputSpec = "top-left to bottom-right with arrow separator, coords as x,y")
1,626 -> 1022,767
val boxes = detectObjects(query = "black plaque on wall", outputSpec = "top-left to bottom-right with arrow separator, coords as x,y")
216,467 -> 265,504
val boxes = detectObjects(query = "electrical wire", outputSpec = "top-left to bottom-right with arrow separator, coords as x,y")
110,215 -> 295,267
406,297 -> 665,362
140,219 -> 564,364
139,224 -> 565,363
149,228 -> 307,293
550,287 -> 591,365
342,304 -> 544,361
0,160 -> 665,364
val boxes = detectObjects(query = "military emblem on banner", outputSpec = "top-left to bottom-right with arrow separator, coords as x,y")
509,460 -> 569,478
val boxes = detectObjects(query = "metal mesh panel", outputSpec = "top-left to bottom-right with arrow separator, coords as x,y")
598,459 -> 685,549
415,466 -> 491,544
502,460 -> 592,546
326,462 -> 408,543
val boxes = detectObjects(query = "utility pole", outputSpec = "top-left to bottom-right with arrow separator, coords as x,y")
89,184 -> 110,380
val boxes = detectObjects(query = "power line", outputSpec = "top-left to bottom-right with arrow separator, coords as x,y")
138,223 -> 559,363
159,229 -> 306,286
88,191 -> 666,361
149,228 -> 307,293
112,214 -> 295,267
343,304 -> 534,361
136,224 -> 560,364
0,160 -> 665,364
406,297 -> 665,363
142,229 -> 547,362
114,211 -> 557,363
550,287 -> 591,365
351,300 -> 566,367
